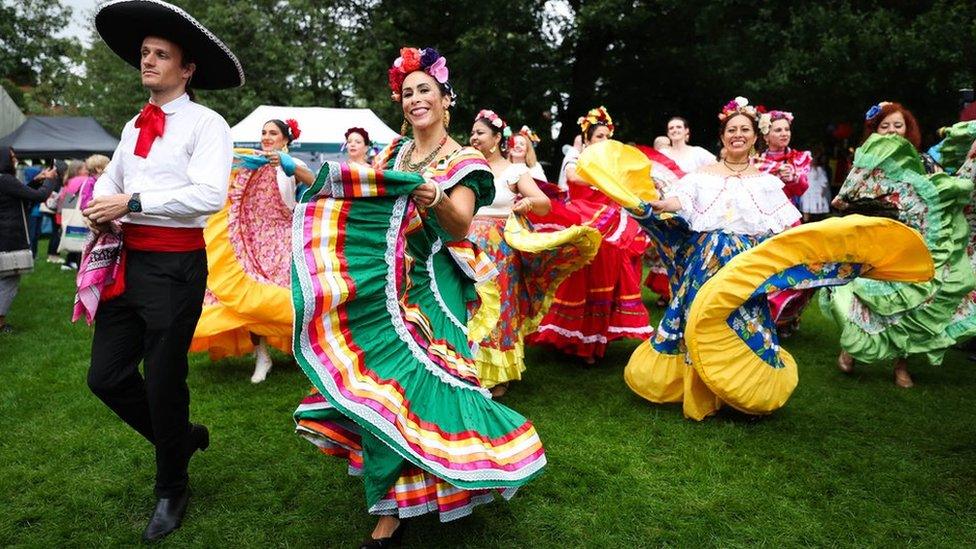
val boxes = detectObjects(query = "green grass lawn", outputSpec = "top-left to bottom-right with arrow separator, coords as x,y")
2,260 -> 976,547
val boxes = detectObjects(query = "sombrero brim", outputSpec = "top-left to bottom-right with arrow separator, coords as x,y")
95,0 -> 244,90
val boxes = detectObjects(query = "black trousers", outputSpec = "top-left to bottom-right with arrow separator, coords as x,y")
87,249 -> 207,498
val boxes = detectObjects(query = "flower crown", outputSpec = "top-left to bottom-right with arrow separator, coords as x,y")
344,126 -> 371,146
578,106 -> 614,137
507,125 -> 541,149
865,101 -> 893,121
719,96 -> 772,133
759,110 -> 794,136
475,109 -> 513,138
768,110 -> 794,124
285,119 -> 301,141
388,47 -> 455,105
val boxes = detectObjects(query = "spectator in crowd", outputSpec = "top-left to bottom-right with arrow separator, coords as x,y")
24,164 -> 44,257
58,160 -> 90,269
800,152 -> 831,222
0,147 -> 58,333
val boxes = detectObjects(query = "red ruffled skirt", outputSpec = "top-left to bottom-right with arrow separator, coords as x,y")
527,186 -> 653,360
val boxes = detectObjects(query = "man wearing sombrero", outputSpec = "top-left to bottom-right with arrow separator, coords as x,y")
81,0 -> 243,541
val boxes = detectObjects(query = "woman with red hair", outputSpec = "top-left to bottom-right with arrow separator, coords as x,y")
862,101 -> 941,173
831,101 -> 953,388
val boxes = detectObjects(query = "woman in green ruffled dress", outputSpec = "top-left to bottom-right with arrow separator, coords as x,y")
828,102 -> 976,387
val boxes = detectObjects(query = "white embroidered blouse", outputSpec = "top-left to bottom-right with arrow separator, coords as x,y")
478,163 -> 529,217
668,171 -> 800,235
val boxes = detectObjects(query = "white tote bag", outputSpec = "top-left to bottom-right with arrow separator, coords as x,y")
58,192 -> 90,254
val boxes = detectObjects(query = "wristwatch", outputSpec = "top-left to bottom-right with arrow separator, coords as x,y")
127,192 -> 142,213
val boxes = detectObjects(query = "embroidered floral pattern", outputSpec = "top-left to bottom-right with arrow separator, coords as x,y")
227,165 -> 292,288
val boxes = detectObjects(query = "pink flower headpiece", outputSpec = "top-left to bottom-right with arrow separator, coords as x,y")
718,96 -> 766,122
760,110 -> 794,135
768,110 -> 794,124
475,109 -> 512,137
719,96 -> 772,133
578,106 -> 614,137
388,47 -> 455,105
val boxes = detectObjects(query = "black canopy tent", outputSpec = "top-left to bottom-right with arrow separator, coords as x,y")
0,116 -> 119,158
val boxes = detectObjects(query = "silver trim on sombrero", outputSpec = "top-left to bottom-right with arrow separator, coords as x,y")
95,0 -> 245,87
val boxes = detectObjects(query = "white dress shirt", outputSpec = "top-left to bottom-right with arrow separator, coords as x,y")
94,93 -> 233,228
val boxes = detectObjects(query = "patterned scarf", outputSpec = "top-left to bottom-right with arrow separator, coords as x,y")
72,223 -> 124,324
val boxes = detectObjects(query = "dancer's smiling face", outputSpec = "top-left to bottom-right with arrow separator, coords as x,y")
667,118 -> 690,145
509,135 -> 529,162
469,120 -> 499,155
721,114 -> 757,158
261,122 -> 289,151
401,71 -> 450,132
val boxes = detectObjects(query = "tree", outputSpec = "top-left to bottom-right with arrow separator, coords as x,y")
66,0 -> 359,133
343,0 -> 560,150
59,0 -> 975,161
0,0 -> 80,112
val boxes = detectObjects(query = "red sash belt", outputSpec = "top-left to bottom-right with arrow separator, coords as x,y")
101,223 -> 205,301
122,223 -> 205,252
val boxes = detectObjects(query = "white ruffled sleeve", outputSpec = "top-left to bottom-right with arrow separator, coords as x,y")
758,175 -> 802,230
667,172 -> 701,220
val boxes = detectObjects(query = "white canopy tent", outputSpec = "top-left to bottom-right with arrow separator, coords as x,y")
230,105 -> 399,170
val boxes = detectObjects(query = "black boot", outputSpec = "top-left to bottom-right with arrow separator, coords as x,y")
142,490 -> 190,542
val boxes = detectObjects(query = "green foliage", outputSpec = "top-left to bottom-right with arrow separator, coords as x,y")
0,0 -> 80,113
3,261 -> 976,546
55,0 -> 976,162
63,41 -> 144,134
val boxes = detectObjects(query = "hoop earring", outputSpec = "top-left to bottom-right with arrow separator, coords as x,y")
443,110 -> 451,129
489,145 -> 497,154
401,119 -> 409,135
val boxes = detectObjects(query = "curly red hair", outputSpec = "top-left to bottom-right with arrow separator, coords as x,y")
862,102 -> 922,150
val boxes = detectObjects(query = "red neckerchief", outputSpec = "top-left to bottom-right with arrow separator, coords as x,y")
134,102 -> 165,158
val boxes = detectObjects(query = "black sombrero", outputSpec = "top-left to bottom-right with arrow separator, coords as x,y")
95,0 -> 245,90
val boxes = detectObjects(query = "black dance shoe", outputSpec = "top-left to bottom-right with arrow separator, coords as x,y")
359,519 -> 405,548
142,490 -> 190,542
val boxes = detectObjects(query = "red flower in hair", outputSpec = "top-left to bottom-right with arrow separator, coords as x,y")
400,47 -> 422,73
756,105 -> 767,114
388,67 -> 403,95
285,119 -> 301,141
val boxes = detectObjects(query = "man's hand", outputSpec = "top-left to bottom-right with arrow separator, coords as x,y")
83,193 -> 132,225
84,215 -> 112,236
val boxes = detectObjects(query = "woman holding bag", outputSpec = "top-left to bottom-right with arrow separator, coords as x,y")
0,147 -> 59,333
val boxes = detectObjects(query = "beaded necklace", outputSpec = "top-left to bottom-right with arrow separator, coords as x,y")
398,135 -> 448,173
